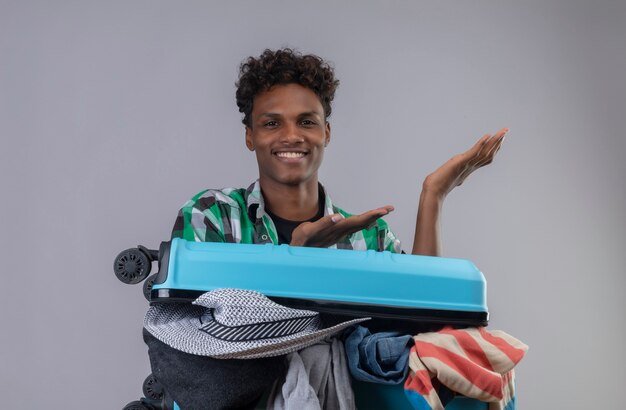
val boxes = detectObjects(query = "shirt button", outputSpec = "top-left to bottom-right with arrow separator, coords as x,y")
261,234 -> 268,240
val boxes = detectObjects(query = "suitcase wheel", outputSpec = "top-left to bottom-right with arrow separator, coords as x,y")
114,248 -> 152,284
122,400 -> 154,410
142,373 -> 165,401
142,274 -> 158,302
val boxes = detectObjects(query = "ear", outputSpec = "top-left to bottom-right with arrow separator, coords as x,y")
324,122 -> 331,147
245,127 -> 255,151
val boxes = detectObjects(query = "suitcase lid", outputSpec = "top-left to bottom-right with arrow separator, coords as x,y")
152,239 -> 488,326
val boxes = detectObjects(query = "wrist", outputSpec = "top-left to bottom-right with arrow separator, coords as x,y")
421,177 -> 447,202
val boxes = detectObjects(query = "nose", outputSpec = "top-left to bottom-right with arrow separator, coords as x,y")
280,122 -> 304,144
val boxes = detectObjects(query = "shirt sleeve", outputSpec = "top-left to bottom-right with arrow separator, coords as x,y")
379,224 -> 402,253
170,194 -> 226,242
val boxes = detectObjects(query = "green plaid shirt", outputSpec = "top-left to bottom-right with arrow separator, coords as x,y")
171,180 -> 401,252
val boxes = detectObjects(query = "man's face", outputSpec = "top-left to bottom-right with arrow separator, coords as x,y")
245,83 -> 331,187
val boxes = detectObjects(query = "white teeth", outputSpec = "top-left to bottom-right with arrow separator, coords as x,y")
276,152 -> 305,158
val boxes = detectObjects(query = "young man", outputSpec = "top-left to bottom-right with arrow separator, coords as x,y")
146,48 -> 507,409
171,48 -> 507,256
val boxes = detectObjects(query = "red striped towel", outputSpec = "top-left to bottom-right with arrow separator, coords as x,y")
404,327 -> 528,410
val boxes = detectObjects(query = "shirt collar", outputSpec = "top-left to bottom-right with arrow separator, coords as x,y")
245,179 -> 336,221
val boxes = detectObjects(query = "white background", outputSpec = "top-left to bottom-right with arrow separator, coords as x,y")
1,1 -> 625,408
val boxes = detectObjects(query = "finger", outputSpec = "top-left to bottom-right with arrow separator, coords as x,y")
477,138 -> 502,167
334,218 -> 378,238
290,215 -> 340,246
469,128 -> 507,154
468,139 -> 491,167
472,129 -> 508,165
493,141 -> 503,156
478,128 -> 507,151
467,134 -> 492,158
489,133 -> 506,156
369,205 -> 394,215
459,142 -> 502,182
342,206 -> 394,222
333,207 -> 394,236
361,205 -> 395,220
480,131 -> 505,154
475,131 -> 507,167
453,129 -> 509,185
468,134 -> 499,166
495,127 -> 509,138
313,214 -> 344,230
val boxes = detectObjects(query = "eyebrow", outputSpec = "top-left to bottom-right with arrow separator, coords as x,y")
258,111 -> 323,119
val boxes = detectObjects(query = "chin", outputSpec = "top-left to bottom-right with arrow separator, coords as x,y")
273,172 -> 316,186
278,177 -> 310,186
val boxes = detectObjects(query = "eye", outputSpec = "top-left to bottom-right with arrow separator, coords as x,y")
300,119 -> 317,126
263,120 -> 278,128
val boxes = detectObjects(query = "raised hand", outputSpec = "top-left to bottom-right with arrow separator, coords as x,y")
290,205 -> 394,248
412,128 -> 509,256
423,128 -> 509,198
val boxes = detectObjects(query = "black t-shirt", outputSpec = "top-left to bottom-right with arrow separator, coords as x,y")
265,190 -> 326,245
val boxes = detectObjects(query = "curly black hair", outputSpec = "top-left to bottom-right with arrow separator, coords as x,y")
235,48 -> 340,128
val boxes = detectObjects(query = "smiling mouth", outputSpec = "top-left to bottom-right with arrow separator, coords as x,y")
274,152 -> 307,159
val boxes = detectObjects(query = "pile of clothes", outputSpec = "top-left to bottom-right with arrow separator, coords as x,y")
144,289 -> 528,410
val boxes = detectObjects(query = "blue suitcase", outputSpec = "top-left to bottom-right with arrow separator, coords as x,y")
116,238 -> 490,409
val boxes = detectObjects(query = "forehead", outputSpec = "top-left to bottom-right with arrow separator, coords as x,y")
252,83 -> 323,116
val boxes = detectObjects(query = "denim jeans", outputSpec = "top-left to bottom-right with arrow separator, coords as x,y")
344,325 -> 413,385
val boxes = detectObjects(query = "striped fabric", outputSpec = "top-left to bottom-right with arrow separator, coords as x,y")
404,327 -> 528,410
144,288 -> 369,359
199,313 -> 318,342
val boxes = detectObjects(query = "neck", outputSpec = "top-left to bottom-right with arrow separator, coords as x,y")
259,176 -> 320,221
